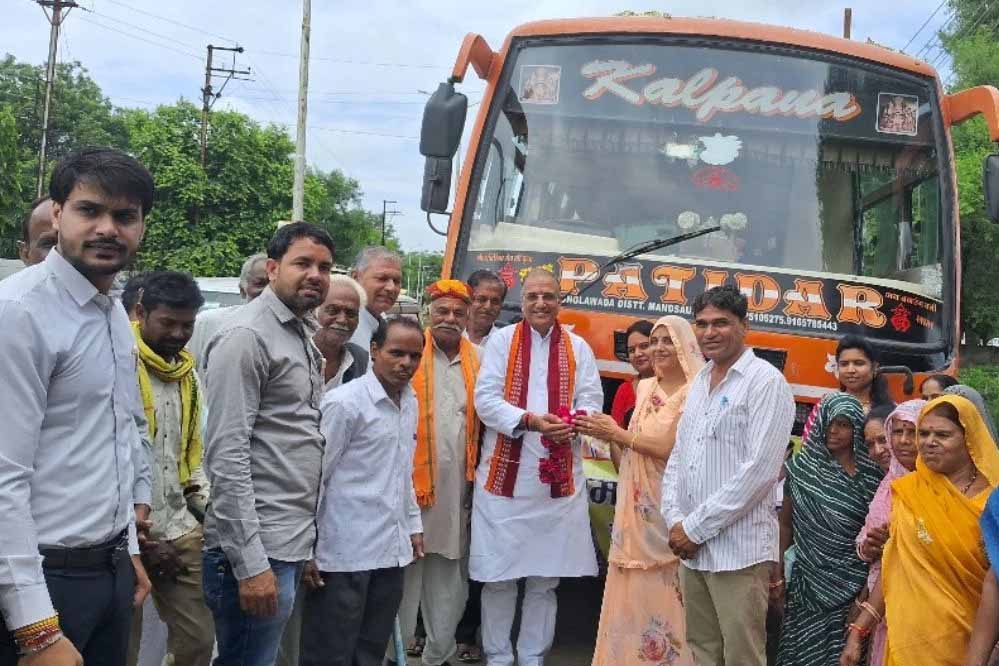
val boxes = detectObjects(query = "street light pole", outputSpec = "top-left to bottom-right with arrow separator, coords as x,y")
292,0 -> 311,222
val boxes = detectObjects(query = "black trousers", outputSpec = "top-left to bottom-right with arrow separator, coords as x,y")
301,567 -> 404,666
1,544 -> 134,666
455,579 -> 483,645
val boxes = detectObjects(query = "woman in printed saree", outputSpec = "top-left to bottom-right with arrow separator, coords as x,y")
840,395 -> 999,666
966,489 -> 999,666
576,315 -> 703,666
854,399 -> 925,666
777,392 -> 883,666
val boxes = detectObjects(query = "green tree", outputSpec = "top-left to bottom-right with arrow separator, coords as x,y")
122,101 -> 296,275
304,169 -> 399,268
0,56 -> 128,219
937,0 -> 999,341
0,104 -> 21,257
401,251 -> 444,298
0,54 -> 410,270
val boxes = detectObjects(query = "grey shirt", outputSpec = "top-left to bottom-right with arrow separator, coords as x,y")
0,250 -> 148,628
202,286 -> 326,579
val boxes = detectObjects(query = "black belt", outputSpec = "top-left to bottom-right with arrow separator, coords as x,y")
39,530 -> 128,570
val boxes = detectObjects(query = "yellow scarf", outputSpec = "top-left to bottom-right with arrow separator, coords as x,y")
882,394 -> 999,665
131,321 -> 203,485
411,329 -> 480,508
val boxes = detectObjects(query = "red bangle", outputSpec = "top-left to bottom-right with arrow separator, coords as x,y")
848,623 -> 871,638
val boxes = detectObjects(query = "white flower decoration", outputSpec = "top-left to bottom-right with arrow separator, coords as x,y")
825,353 -> 838,376
721,212 -> 748,231
698,133 -> 743,166
677,211 -> 701,230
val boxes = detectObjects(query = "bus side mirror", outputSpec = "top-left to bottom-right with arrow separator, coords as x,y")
421,157 -> 453,214
420,81 -> 467,214
420,82 -> 467,158
985,154 -> 999,222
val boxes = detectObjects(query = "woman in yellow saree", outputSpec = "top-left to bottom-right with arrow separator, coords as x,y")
840,394 -> 999,666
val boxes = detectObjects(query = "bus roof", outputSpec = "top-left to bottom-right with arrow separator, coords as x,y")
502,16 -> 938,79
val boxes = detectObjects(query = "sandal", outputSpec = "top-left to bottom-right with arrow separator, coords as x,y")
457,643 -> 482,663
407,636 -> 426,657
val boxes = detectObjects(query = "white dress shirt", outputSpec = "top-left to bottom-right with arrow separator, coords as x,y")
0,250 -> 145,628
316,370 -> 422,572
348,307 -> 382,350
470,323 -> 604,582
323,351 -> 355,393
147,372 -> 210,542
661,348 -> 795,573
463,323 -> 502,350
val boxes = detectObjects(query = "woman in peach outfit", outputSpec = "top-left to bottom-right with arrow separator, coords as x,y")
576,315 -> 703,666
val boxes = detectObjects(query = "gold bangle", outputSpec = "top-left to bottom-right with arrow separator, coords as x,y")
859,601 -> 882,623
13,615 -> 60,640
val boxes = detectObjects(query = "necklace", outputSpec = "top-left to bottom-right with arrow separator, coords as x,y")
961,468 -> 979,495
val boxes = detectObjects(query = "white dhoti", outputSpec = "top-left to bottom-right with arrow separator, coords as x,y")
394,554 -> 468,666
481,576 -> 559,666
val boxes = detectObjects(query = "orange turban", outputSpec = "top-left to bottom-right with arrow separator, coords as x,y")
425,279 -> 471,303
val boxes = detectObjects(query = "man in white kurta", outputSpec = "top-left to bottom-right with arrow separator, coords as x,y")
392,280 -> 481,666
471,269 -> 603,666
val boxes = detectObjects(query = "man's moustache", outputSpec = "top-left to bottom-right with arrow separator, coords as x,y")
84,240 -> 125,251
433,324 -> 462,333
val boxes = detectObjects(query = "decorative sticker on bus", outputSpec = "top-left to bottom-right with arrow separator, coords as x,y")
511,43 -> 935,144
464,250 -> 944,345
580,61 -> 863,123
876,93 -> 919,136
518,65 -> 562,105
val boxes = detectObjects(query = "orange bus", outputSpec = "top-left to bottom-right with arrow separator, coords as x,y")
419,16 -> 999,429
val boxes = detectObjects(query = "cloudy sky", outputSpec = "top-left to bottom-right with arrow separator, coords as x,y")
3,0 -> 952,252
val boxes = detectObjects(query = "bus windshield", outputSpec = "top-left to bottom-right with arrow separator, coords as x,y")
459,38 -> 950,349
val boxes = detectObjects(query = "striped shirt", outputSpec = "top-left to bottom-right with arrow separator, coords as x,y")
661,347 -> 795,572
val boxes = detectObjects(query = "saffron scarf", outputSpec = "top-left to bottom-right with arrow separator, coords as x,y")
411,329 -> 481,508
485,318 -> 576,498
131,321 -> 203,486
882,395 -> 999,666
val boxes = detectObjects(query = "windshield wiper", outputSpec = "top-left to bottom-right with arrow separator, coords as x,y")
565,225 -> 722,302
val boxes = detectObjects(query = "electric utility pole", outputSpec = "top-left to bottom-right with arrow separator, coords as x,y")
381,199 -> 400,245
200,45 -> 251,168
292,0 -> 311,223
35,0 -> 78,197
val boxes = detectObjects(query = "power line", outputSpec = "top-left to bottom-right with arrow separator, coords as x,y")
97,0 -> 238,44
902,0 -> 948,51
915,9 -> 957,58
84,8 -> 204,51
262,89 -> 485,97
234,95 -> 428,105
253,49 -> 446,69
928,1 -> 994,67
76,14 -> 203,60
309,126 -> 418,140
240,56 -> 347,172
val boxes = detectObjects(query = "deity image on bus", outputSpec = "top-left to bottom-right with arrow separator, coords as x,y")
519,65 -> 562,105
877,93 -> 919,136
